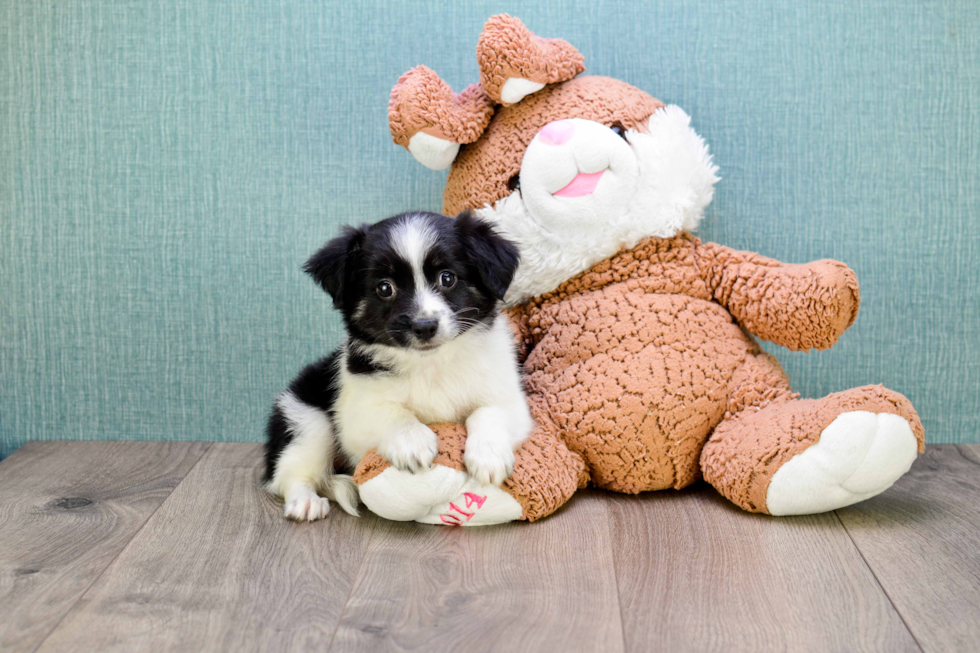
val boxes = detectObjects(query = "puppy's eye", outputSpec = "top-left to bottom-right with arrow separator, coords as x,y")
507,174 -> 521,192
376,281 -> 394,299
609,123 -> 628,140
439,271 -> 457,288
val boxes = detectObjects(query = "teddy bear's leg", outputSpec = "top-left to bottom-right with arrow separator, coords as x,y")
700,352 -> 925,515
501,406 -> 589,521
355,417 -> 586,525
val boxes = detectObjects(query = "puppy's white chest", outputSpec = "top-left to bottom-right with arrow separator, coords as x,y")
398,365 -> 477,423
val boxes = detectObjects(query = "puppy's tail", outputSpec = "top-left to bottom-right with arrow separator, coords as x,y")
324,474 -> 360,517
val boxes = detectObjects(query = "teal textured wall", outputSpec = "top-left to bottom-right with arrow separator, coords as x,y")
2,0 -> 978,458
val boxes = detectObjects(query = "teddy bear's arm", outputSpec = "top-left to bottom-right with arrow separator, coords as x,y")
695,241 -> 861,351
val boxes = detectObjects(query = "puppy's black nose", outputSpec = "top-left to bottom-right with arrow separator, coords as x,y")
411,318 -> 439,341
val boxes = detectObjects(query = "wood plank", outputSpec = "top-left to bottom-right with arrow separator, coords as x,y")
34,443 -> 373,653
837,444 -> 980,653
608,484 -> 919,653
332,490 -> 625,653
0,441 -> 210,653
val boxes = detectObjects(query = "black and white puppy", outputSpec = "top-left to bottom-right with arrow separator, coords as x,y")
263,211 -> 533,521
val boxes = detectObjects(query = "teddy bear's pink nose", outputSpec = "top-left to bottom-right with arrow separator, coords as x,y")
538,120 -> 574,146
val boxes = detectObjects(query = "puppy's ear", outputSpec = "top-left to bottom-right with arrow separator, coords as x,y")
453,210 -> 520,301
303,224 -> 369,307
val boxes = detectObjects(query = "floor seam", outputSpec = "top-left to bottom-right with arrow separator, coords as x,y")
29,441 -> 214,653
605,497 -> 630,653
325,518 -> 377,652
832,509 -> 926,653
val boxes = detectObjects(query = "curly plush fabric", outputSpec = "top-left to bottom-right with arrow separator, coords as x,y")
364,14 -> 925,524
388,66 -> 494,148
701,384 -> 925,513
355,233 -> 924,518
443,76 -> 663,215
697,243 -> 862,351
512,234 -> 868,492
476,14 -> 585,105
501,415 -> 588,520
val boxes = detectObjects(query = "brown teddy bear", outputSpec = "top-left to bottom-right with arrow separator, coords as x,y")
353,14 -> 924,526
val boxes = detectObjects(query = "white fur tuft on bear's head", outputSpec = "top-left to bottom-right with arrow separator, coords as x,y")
475,105 -> 720,306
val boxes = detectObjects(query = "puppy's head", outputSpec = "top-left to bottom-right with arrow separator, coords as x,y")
304,211 -> 519,351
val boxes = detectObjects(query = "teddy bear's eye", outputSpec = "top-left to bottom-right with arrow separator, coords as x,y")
507,174 -> 521,193
609,123 -> 628,140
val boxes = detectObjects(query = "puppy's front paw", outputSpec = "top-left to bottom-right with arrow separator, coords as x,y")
381,423 -> 438,474
464,438 -> 515,486
283,484 -> 330,522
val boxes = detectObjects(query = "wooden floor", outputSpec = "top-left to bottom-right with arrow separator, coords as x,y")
1,443 -> 978,652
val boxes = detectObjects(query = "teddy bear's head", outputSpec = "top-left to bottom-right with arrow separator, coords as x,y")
390,15 -> 720,304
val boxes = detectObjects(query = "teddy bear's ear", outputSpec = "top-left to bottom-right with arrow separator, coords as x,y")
388,66 -> 495,171
477,14 -> 585,106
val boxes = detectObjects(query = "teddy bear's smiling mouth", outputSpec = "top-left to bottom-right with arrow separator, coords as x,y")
553,169 -> 606,198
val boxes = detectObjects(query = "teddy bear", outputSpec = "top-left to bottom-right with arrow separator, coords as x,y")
352,14 -> 925,526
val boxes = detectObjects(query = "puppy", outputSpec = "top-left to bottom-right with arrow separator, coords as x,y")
263,211 -> 533,521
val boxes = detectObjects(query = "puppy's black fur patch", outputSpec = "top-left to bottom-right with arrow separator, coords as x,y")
452,210 -> 521,301
263,351 -> 342,482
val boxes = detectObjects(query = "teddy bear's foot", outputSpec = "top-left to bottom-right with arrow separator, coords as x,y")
701,384 -> 925,515
765,411 -> 917,515
353,423 -> 524,526
358,463 -> 523,526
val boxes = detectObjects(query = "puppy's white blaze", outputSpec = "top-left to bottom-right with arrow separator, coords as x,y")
268,390 -> 359,516
390,213 -> 438,288
415,286 -> 446,317
392,213 -> 455,341
415,286 -> 453,341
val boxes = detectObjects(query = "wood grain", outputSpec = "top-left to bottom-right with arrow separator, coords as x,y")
8,442 -> 979,652
0,441 -> 210,653
332,490 -> 625,653
35,443 -> 374,653
607,483 -> 919,653
837,444 -> 980,653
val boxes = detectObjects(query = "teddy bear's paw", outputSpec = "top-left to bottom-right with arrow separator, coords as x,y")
283,483 -> 331,522
766,411 -> 918,515
359,464 -> 468,522
358,464 -> 523,526
417,479 -> 523,526
417,480 -> 524,527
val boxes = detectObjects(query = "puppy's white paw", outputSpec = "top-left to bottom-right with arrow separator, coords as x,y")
464,437 -> 515,486
283,484 -> 331,522
381,423 -> 438,474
